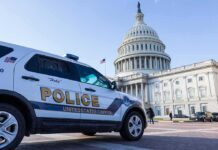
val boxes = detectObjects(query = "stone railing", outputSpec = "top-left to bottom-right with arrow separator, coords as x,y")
150,59 -> 217,77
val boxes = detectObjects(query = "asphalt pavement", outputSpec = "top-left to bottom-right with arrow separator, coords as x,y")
18,122 -> 218,150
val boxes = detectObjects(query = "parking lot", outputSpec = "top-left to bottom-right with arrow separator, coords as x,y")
18,122 -> 218,150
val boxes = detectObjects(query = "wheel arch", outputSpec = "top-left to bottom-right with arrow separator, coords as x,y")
120,105 -> 147,130
0,90 -> 37,136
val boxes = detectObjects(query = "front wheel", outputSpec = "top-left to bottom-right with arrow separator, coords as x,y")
120,111 -> 145,141
0,104 -> 25,150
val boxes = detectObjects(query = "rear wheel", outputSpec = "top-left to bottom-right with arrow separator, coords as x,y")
82,132 -> 96,136
120,111 -> 145,141
0,104 -> 25,150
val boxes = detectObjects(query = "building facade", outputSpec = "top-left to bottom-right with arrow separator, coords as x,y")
114,3 -> 218,118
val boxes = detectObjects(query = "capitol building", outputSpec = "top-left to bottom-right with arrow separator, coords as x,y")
114,3 -> 218,118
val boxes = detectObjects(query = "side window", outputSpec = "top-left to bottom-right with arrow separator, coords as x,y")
76,64 -> 111,89
25,54 -> 78,80
0,45 -> 13,58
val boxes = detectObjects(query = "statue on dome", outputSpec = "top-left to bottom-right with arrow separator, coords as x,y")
137,2 -> 142,13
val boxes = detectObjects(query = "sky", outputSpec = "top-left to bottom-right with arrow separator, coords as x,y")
0,0 -> 218,77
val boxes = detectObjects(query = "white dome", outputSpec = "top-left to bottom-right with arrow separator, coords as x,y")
114,2 -> 171,77
124,23 -> 159,41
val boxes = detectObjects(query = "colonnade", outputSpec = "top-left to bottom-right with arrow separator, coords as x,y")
115,56 -> 170,73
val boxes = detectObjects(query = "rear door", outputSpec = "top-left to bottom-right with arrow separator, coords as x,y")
14,52 -> 82,121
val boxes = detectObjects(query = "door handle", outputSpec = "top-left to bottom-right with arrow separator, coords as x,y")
85,88 -> 96,92
22,76 -> 40,82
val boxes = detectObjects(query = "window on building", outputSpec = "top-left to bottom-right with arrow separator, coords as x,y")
201,104 -> 207,112
155,106 -> 161,116
163,91 -> 170,101
164,83 -> 168,87
175,89 -> 182,100
188,88 -> 195,99
132,45 -> 134,51
141,57 -> 144,68
175,81 -> 180,85
154,45 -> 156,50
199,76 -> 204,81
150,44 -> 152,50
132,59 -> 135,69
199,86 -> 207,98
136,45 -> 139,50
164,107 -> 170,115
147,58 -> 149,68
190,106 -> 196,115
155,83 -> 159,89
145,44 -> 147,50
140,31 -> 142,34
152,58 -> 155,68
141,44 -> 143,50
154,92 -> 161,102
188,78 -> 192,83
136,58 -> 140,68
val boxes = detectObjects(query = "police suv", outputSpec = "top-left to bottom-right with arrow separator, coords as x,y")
0,41 -> 147,150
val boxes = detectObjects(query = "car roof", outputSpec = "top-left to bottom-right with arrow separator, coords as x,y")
0,41 -> 91,68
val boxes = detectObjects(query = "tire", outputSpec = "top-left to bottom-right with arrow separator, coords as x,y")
0,103 -> 25,150
120,111 -> 145,141
82,132 -> 96,136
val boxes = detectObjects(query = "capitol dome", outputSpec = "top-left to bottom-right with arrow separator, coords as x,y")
114,2 -> 171,77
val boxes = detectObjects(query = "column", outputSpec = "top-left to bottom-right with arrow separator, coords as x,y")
183,76 -> 189,101
170,79 -> 174,102
144,57 -> 147,69
119,62 -> 121,72
149,57 -> 152,69
120,87 -> 123,92
135,83 -> 138,97
125,86 -> 128,93
131,58 -> 133,70
141,83 -> 144,101
155,57 -> 158,69
160,58 -> 163,70
144,83 -> 148,103
194,75 -> 200,99
163,59 -> 166,70
134,57 -> 137,70
207,72 -> 212,97
127,59 -> 129,71
130,84 -> 133,96
139,57 -> 142,69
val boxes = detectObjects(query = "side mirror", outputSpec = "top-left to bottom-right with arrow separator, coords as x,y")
111,81 -> 117,90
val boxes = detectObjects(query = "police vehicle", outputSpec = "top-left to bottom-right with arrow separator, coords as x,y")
0,41 -> 147,150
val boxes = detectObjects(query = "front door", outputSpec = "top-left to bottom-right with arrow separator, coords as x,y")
75,64 -> 122,122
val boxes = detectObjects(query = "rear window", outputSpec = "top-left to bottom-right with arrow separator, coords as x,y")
25,54 -> 79,81
0,45 -> 13,58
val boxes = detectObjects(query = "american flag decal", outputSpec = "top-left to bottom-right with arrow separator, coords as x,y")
4,57 -> 17,63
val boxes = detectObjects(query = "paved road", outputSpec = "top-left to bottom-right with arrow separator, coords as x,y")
17,122 -> 218,150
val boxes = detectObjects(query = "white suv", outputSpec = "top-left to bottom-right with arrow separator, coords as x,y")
0,41 -> 147,150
